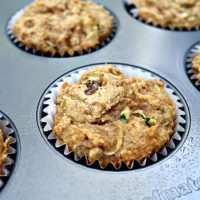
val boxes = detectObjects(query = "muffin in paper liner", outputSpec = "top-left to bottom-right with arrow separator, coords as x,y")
124,0 -> 200,32
6,4 -> 117,58
0,111 -> 18,189
185,42 -> 200,91
38,63 -> 188,171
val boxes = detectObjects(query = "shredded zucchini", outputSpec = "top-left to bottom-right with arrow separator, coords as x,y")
119,107 -> 131,123
132,111 -> 156,127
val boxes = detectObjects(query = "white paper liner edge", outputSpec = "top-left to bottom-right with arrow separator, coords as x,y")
40,64 -> 187,170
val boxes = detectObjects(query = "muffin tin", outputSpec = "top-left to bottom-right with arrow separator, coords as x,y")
1,0 -> 200,199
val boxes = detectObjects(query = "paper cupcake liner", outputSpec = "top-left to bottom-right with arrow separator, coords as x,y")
0,111 -> 18,189
124,0 -> 200,31
38,63 -> 189,171
7,6 -> 117,58
185,42 -> 200,91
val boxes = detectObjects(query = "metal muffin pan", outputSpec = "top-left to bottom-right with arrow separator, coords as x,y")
0,0 -> 200,199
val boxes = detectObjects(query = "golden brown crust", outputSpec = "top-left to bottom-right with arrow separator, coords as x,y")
192,52 -> 200,82
131,0 -> 200,29
0,130 -> 10,175
12,0 -> 113,56
54,65 -> 176,168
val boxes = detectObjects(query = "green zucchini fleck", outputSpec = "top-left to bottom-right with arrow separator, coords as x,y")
120,107 -> 130,123
132,112 -> 156,127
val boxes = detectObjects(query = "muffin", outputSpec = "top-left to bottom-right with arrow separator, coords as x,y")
0,130 -> 10,175
192,52 -> 200,82
131,0 -> 200,29
11,0 -> 113,56
54,65 -> 176,168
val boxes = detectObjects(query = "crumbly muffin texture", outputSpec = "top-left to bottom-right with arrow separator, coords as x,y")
192,52 -> 200,82
54,65 -> 175,168
131,0 -> 200,29
0,130 -> 10,175
12,0 -> 113,56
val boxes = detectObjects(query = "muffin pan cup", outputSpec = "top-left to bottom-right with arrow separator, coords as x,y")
0,112 -> 18,190
2,0 -> 200,199
185,42 -> 200,91
38,63 -> 189,171
6,6 -> 117,58
124,0 -> 200,31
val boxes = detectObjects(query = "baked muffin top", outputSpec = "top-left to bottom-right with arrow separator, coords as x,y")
54,65 -> 176,168
12,0 -> 113,56
192,52 -> 200,82
131,0 -> 200,29
0,130 -> 10,175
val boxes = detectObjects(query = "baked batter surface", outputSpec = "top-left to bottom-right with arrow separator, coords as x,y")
54,65 -> 175,167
